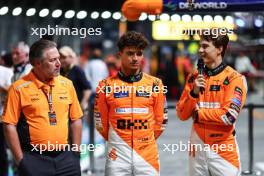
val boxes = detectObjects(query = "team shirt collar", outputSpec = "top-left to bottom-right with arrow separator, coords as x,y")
29,71 -> 56,89
118,70 -> 143,83
204,62 -> 227,76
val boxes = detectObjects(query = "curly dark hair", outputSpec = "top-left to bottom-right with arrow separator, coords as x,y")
117,31 -> 149,51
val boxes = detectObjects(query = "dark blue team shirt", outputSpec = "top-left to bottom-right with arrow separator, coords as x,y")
61,65 -> 91,102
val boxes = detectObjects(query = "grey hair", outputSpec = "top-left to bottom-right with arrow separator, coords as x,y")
14,41 -> 30,54
29,40 -> 57,65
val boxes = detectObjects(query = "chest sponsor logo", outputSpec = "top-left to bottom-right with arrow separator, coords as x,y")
210,85 -> 220,91
209,133 -> 223,137
232,98 -> 241,107
226,111 -> 236,124
221,114 -> 232,125
198,102 -> 220,109
137,137 -> 149,143
234,87 -> 243,95
136,91 -> 150,98
114,91 -> 129,98
31,97 -> 40,102
228,108 -> 238,118
117,119 -> 148,130
230,103 -> 240,113
115,108 -> 149,114
234,92 -> 242,102
221,111 -> 236,125
59,96 -> 68,100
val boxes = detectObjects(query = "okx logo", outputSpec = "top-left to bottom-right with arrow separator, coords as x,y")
117,119 -> 148,130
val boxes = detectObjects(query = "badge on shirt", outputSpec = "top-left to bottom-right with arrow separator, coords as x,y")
48,111 -> 57,125
232,98 -> 241,107
223,77 -> 229,85
210,85 -> 220,91
136,91 -> 150,98
230,103 -> 240,113
114,91 -> 129,98
234,87 -> 243,96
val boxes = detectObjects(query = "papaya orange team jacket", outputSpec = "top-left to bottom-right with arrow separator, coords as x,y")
94,71 -> 168,175
177,63 -> 247,174
3,71 -> 83,150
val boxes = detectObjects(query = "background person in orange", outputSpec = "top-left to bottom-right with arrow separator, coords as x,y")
94,31 -> 168,176
3,39 -> 83,176
176,29 -> 247,176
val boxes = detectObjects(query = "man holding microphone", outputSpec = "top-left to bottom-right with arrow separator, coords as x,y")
176,29 -> 247,176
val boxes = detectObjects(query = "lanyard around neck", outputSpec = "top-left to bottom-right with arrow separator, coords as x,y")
42,86 -> 54,113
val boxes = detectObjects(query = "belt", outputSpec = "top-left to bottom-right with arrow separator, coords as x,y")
32,150 -> 65,157
33,151 -> 65,158
25,145 -> 66,157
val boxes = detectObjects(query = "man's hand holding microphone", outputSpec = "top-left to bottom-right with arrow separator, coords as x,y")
193,58 -> 206,95
191,58 -> 206,122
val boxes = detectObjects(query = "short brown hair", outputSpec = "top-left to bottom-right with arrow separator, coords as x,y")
199,28 -> 229,57
117,31 -> 149,51
29,39 -> 57,65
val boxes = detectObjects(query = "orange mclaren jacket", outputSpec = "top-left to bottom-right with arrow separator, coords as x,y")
177,63 -> 247,169
94,71 -> 168,174
3,71 -> 83,150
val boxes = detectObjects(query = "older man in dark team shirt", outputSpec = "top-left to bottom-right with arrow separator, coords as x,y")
59,46 -> 91,111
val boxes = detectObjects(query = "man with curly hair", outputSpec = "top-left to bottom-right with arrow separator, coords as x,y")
94,31 -> 168,175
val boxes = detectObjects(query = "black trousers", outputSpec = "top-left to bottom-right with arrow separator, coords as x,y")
18,151 -> 81,176
0,123 -> 8,176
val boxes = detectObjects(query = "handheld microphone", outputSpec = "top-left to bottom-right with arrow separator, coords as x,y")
197,58 -> 204,94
